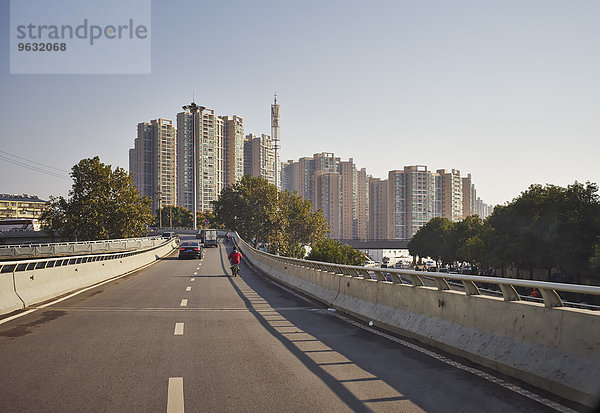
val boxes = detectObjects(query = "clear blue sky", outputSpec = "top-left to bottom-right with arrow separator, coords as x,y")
1,0 -> 599,206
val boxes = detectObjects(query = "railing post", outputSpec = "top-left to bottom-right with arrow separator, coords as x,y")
462,280 -> 481,296
499,284 -> 520,301
540,288 -> 563,308
434,277 -> 451,291
406,273 -> 424,287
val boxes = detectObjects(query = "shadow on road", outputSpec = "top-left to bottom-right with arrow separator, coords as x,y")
214,240 -> 575,413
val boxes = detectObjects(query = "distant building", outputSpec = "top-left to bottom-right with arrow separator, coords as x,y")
436,169 -> 463,222
244,133 -> 276,186
278,153 -> 368,240
314,170 -> 341,239
368,177 -> 388,240
176,106 -> 225,213
0,194 -> 47,220
221,115 -> 245,187
129,118 -> 177,213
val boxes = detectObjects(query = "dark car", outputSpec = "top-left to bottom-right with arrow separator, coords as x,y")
178,241 -> 203,260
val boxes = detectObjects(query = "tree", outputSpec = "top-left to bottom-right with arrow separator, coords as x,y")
408,217 -> 454,264
452,215 -> 484,263
156,206 -> 193,228
42,157 -> 153,241
269,191 -> 329,258
484,182 -> 600,282
197,210 -> 222,229
307,238 -> 367,266
212,175 -> 280,245
212,176 -> 329,254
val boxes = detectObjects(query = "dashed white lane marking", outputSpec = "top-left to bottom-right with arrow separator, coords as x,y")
167,377 -> 184,413
180,299 -> 188,307
190,278 -> 195,282
174,323 -> 184,335
186,287 -> 192,292
193,272 -> 198,275
266,278 -> 577,413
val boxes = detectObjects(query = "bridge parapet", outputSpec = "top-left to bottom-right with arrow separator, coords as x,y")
234,233 -> 600,408
0,237 -> 177,317
0,236 -> 168,261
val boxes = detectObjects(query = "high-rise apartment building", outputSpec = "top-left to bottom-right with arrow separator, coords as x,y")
314,170 -> 341,239
388,170 -> 408,240
176,106 -> 225,213
243,133 -> 276,186
221,115 -> 245,187
462,174 -> 476,218
280,153 -> 368,240
368,178 -> 388,240
129,118 -> 177,213
437,169 -> 463,222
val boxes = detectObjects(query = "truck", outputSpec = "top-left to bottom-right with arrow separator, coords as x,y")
202,229 -> 218,248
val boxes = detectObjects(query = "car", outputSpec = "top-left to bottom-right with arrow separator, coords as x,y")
162,231 -> 178,239
178,241 -> 203,260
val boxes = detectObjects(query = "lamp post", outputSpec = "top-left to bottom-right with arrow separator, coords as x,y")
156,186 -> 162,228
182,102 -> 205,231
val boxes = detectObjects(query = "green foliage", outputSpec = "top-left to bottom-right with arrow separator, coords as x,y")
212,176 -> 328,254
409,181 -> 600,283
269,191 -> 329,258
307,238 -> 367,266
156,206 -> 193,228
41,157 -> 153,241
197,210 -> 223,229
591,238 -> 600,274
408,217 -> 454,264
212,175 -> 280,244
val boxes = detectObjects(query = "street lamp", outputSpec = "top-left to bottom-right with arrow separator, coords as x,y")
182,102 -> 205,231
156,186 -> 162,228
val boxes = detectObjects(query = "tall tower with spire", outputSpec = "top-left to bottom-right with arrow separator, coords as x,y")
271,93 -> 281,189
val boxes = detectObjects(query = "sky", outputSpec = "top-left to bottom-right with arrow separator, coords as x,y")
1,0 -> 599,206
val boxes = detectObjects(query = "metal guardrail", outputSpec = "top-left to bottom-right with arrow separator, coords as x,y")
236,235 -> 600,311
0,237 -> 173,273
0,236 -> 169,260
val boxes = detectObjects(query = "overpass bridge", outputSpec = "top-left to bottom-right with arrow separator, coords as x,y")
0,233 -> 598,412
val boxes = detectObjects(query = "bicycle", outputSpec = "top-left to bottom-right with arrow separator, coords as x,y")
231,263 -> 239,277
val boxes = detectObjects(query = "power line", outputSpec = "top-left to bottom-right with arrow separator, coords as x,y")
0,154 -> 70,180
0,150 -> 70,173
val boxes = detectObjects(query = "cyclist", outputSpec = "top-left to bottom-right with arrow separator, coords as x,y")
228,247 -> 242,277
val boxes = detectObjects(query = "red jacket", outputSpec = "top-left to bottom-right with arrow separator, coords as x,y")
228,251 -> 242,265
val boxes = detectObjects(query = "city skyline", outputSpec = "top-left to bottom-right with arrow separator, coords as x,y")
1,1 -> 599,206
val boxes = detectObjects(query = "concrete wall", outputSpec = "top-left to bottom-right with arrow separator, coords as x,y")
237,238 -> 600,408
1,239 -> 176,315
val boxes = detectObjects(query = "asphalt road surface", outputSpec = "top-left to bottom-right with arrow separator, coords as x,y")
0,236 -> 585,412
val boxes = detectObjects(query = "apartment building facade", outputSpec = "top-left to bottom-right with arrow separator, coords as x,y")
176,107 -> 225,213
243,133 -> 276,186
129,118 -> 177,212
221,115 -> 245,187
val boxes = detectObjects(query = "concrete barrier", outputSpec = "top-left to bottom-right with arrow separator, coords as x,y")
1,239 -> 176,314
0,271 -> 23,315
236,236 -> 600,408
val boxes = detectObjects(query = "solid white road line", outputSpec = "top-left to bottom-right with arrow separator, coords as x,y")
174,323 -> 184,335
186,287 -> 192,292
167,377 -> 184,413
180,299 -> 188,307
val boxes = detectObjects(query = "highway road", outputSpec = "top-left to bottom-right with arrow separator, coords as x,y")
0,236 -> 584,412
